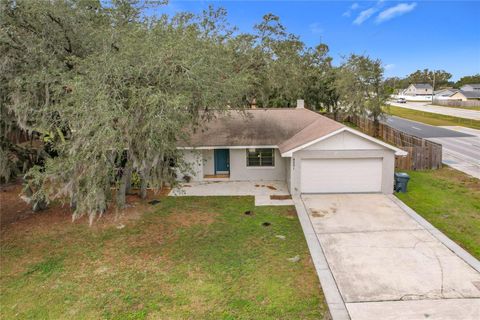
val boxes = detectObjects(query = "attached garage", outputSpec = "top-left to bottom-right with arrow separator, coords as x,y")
281,128 -> 407,195
300,158 -> 383,193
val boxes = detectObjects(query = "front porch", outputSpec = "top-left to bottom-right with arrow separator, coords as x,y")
180,148 -> 287,183
169,180 -> 294,206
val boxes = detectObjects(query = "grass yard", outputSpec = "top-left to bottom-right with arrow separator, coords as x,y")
0,186 -> 327,319
395,166 -> 480,259
385,106 -> 480,130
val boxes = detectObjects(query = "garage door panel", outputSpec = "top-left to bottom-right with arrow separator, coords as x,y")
301,158 -> 382,193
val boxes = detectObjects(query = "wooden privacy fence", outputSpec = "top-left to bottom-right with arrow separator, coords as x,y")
433,99 -> 480,108
327,113 -> 442,170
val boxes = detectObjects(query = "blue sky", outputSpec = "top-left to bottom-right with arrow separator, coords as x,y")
153,1 -> 480,81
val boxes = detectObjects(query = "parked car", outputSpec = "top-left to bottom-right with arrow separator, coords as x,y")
396,98 -> 407,103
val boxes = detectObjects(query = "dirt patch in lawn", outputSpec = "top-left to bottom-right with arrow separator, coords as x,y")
437,167 -> 480,192
0,180 -> 169,234
125,209 -> 219,250
294,256 -> 324,297
285,208 -> 298,218
166,210 -> 218,228
0,180 -> 33,226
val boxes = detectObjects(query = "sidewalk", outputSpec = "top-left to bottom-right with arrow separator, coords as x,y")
389,102 -> 480,121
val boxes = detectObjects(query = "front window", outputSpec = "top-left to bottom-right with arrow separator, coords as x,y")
246,148 -> 275,167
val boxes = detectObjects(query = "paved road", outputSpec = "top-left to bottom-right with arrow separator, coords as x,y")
383,116 -> 480,178
430,127 -> 480,179
388,101 -> 480,121
383,115 -> 472,138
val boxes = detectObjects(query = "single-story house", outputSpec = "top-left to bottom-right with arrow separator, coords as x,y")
177,101 -> 407,195
460,84 -> 480,92
433,88 -> 458,100
403,83 -> 433,96
449,90 -> 480,101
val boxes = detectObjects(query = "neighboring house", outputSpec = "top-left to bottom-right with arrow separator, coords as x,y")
177,101 -> 407,195
449,90 -> 480,101
433,88 -> 459,100
460,84 -> 480,92
403,83 -> 433,96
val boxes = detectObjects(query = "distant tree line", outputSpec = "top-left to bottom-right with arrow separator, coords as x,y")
0,0 -> 404,221
384,70 -> 480,93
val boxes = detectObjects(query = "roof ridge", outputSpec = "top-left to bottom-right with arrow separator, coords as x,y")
278,116 -> 344,153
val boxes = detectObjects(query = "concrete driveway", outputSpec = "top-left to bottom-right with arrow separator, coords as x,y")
301,194 -> 480,319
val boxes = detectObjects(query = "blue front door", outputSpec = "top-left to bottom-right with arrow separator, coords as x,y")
214,149 -> 230,173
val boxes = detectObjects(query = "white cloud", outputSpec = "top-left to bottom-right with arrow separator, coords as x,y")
353,8 -> 377,25
376,3 -> 417,23
352,1 -> 385,25
384,64 -> 396,70
309,22 -> 324,34
342,2 -> 360,17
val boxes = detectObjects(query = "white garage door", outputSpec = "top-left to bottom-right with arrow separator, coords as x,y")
300,158 -> 383,193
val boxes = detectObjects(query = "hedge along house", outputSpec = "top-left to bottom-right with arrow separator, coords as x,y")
177,100 -> 407,195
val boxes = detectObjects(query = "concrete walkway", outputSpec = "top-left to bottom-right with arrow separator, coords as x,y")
389,101 -> 480,120
169,180 -> 294,206
296,194 -> 480,320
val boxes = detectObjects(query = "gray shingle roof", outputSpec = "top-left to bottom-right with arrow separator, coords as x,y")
412,83 -> 433,89
461,84 -> 480,90
459,90 -> 480,99
434,89 -> 458,96
179,108 -> 344,153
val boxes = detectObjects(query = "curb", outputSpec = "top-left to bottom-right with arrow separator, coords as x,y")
293,196 -> 350,320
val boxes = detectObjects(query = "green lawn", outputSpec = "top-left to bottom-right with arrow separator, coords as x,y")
385,106 -> 480,130
395,167 -> 480,259
0,196 -> 327,319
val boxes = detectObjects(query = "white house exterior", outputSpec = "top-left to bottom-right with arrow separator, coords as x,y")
177,101 -> 406,195
460,84 -> 480,92
404,83 -> 433,96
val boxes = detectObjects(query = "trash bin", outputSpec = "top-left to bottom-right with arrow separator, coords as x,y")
394,173 -> 410,193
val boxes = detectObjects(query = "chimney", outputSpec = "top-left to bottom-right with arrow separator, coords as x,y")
251,98 -> 257,109
296,99 -> 304,109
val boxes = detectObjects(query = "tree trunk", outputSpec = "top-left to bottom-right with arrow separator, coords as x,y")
373,117 -> 380,138
140,168 -> 148,199
70,192 -> 77,210
116,174 -> 127,209
124,166 -> 132,195
116,159 -> 132,209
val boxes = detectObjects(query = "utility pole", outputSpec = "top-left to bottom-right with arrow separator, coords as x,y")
432,70 -> 436,92
431,70 -> 436,103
